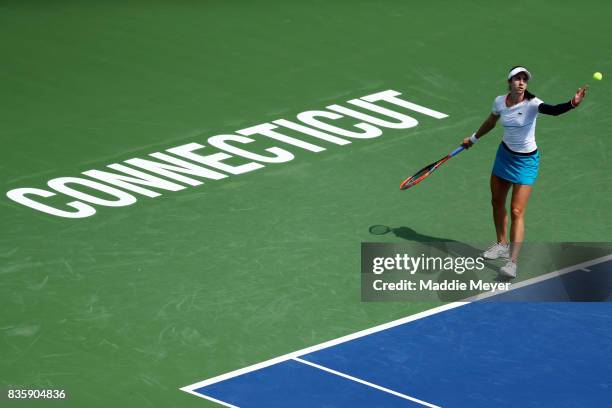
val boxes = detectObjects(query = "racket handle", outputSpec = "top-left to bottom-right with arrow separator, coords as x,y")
448,145 -> 465,158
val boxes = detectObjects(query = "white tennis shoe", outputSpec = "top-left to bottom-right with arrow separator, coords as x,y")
499,260 -> 517,278
483,242 -> 510,260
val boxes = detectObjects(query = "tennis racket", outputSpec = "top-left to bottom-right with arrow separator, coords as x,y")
400,145 -> 465,190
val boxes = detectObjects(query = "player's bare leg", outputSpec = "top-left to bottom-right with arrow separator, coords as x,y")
490,174 -> 512,244
509,183 -> 533,261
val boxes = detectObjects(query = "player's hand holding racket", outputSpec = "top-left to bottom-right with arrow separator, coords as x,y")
462,137 -> 475,149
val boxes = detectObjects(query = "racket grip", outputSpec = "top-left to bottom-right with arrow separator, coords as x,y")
448,145 -> 465,158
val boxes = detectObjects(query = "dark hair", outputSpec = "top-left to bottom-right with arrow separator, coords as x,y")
508,65 -> 536,100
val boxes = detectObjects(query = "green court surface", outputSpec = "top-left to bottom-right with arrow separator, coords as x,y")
1,1 -> 611,406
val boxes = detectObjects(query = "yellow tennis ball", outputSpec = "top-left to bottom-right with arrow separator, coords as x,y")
593,72 -> 603,81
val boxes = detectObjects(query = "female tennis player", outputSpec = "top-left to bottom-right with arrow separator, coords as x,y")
462,66 -> 587,278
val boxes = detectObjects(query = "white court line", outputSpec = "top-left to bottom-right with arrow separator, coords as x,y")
465,254 -> 612,301
180,301 -> 466,393
180,390 -> 240,408
181,254 -> 612,404
293,357 -> 441,408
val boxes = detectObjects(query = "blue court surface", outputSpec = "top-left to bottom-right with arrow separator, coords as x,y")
182,257 -> 612,407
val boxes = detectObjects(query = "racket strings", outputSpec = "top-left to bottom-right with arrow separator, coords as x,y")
400,146 -> 464,191
400,162 -> 436,189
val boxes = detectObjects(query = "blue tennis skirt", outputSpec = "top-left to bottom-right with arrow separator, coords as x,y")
492,142 -> 540,185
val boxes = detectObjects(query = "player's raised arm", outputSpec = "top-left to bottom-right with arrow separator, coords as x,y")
537,85 -> 588,116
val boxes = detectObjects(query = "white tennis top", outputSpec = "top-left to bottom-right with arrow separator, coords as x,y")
492,94 -> 543,153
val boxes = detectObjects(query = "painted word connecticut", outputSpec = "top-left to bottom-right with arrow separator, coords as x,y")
6,90 -> 448,218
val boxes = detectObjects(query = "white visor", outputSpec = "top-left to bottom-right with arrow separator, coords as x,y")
507,67 -> 531,81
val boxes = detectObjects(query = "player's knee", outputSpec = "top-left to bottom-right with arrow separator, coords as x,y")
510,206 -> 524,219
